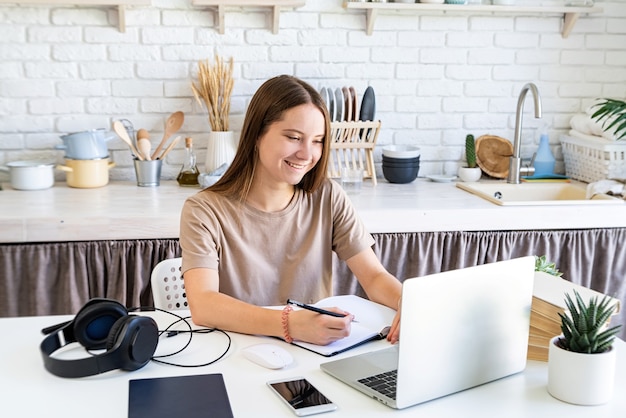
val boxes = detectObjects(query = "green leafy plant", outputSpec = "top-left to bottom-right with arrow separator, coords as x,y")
557,290 -> 622,354
534,255 -> 563,277
465,134 -> 477,168
590,98 -> 626,140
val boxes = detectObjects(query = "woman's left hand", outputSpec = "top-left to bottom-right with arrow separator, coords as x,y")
387,307 -> 401,344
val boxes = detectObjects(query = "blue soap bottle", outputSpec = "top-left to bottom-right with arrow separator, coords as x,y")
533,132 -> 555,176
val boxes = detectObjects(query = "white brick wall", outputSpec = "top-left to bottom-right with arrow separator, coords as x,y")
0,1 -> 625,182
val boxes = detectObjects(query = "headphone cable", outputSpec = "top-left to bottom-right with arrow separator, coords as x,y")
129,306 -> 232,368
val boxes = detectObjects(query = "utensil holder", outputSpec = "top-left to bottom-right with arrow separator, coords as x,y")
134,159 -> 162,187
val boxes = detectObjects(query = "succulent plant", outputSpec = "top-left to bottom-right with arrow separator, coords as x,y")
465,134 -> 477,168
557,290 -> 622,354
590,98 -> 626,140
534,255 -> 563,277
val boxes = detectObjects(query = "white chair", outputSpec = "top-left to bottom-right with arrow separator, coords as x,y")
150,257 -> 188,310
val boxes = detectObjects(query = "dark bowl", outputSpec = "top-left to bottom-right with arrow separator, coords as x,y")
382,164 -> 419,184
382,160 -> 420,168
382,155 -> 420,165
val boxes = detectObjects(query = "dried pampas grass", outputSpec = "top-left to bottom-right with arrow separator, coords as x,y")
191,55 -> 234,132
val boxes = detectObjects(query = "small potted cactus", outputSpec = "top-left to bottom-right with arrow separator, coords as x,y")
457,134 -> 482,182
547,290 -> 622,405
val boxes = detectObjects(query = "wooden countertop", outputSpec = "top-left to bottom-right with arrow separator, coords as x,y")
1,179 -> 626,243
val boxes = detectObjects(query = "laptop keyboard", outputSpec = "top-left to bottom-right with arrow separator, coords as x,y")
357,370 -> 398,400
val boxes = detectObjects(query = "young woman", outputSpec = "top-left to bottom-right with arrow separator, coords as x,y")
179,75 -> 402,346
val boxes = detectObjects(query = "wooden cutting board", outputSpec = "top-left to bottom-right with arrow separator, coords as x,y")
475,135 -> 514,179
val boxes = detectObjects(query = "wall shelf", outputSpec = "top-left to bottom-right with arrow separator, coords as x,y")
192,0 -> 306,34
343,2 -> 603,38
0,0 -> 150,32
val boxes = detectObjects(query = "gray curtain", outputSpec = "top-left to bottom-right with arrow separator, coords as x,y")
1,229 -> 624,338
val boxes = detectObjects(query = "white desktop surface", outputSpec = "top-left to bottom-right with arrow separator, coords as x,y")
2,311 -> 625,417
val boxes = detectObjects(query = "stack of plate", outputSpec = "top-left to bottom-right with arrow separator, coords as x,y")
319,86 -> 376,123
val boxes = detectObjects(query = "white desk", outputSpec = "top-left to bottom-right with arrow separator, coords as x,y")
2,312 -> 625,417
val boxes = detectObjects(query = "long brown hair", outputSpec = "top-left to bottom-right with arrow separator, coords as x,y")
207,75 -> 330,199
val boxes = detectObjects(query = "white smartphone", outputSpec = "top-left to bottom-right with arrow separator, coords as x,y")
267,376 -> 337,416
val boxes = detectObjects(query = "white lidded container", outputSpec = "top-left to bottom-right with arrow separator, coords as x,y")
0,160 -> 56,190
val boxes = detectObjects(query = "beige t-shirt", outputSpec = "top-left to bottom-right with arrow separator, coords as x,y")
179,179 -> 374,306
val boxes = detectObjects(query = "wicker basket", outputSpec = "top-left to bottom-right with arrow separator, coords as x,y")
560,135 -> 626,183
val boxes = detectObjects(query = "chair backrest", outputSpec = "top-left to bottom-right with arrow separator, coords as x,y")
150,257 -> 188,310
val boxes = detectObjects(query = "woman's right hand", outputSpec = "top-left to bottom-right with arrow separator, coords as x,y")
287,307 -> 355,346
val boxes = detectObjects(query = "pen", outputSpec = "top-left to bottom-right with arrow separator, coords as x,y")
286,299 -> 350,319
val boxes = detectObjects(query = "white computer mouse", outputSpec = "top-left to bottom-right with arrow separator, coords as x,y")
242,343 -> 294,369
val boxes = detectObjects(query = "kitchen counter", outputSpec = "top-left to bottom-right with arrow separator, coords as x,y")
3,178 -> 626,339
1,179 -> 625,243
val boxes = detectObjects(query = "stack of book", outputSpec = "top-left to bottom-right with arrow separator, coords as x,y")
528,272 -> 621,362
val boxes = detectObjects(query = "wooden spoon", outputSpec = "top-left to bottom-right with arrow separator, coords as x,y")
112,120 -> 142,160
158,135 -> 181,160
151,111 -> 184,160
136,129 -> 151,161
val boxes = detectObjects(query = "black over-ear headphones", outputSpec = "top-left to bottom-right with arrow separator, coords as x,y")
40,298 -> 159,378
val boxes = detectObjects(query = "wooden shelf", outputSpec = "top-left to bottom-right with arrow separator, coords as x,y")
343,2 -> 603,38
192,0 -> 306,34
0,0 -> 150,32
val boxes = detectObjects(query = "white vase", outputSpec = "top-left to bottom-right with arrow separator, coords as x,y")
205,131 -> 236,174
457,166 -> 482,182
547,335 -> 617,405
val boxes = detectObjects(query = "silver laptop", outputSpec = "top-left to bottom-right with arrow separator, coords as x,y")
321,256 -> 535,409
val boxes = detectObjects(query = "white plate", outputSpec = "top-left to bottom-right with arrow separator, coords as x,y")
320,87 -> 330,116
427,174 -> 458,183
349,86 -> 358,122
334,88 -> 344,123
328,88 -> 336,121
342,86 -> 352,122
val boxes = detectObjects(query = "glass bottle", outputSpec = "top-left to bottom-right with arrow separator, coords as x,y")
177,137 -> 200,187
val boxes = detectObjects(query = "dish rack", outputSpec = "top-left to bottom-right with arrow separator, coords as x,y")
560,135 -> 626,182
327,120 -> 381,186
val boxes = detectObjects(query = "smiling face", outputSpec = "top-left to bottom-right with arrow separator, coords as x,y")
255,103 -> 326,188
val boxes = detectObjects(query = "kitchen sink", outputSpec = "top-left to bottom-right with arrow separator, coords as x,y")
456,181 -> 624,206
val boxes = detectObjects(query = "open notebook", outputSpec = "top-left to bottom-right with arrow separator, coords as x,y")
289,295 -> 396,357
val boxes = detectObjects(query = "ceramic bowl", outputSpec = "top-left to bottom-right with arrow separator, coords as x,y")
382,162 -> 420,184
382,155 -> 421,165
382,145 -> 421,159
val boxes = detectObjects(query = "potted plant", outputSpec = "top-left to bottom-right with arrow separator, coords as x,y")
547,290 -> 622,405
534,255 -> 563,277
590,98 -> 626,140
457,134 -> 482,182
191,54 -> 236,174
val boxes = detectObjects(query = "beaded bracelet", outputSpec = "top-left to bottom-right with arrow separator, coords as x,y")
282,305 -> 293,343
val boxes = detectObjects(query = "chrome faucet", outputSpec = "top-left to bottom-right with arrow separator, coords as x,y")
507,83 -> 542,184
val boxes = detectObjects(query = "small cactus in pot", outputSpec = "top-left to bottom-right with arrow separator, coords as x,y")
465,134 -> 477,168
458,134 -> 481,182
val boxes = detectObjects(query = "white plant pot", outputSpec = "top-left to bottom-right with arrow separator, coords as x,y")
547,335 -> 617,405
205,131 -> 236,174
457,166 -> 482,182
